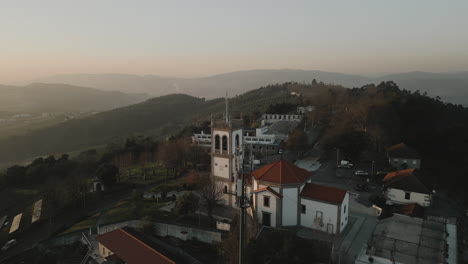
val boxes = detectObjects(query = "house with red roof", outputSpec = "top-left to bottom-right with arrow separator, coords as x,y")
251,160 -> 349,234
96,227 -> 175,264
387,143 -> 421,170
383,168 -> 432,207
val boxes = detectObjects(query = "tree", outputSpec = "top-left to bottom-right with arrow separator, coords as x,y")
286,127 -> 308,152
95,163 -> 119,187
174,192 -> 200,216
198,180 -> 224,219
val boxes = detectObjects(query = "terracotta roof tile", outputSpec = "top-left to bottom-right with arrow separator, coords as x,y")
96,228 -> 175,264
383,168 -> 416,182
300,183 -> 347,204
252,160 -> 312,185
387,143 -> 421,159
253,187 -> 283,198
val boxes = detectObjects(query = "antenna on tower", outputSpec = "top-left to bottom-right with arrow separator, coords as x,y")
225,92 -> 229,123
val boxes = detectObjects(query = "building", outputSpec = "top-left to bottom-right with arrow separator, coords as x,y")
297,106 -> 315,114
210,115 -> 245,207
191,131 -> 211,148
251,160 -> 349,234
96,228 -> 175,264
355,214 -> 457,264
261,114 -> 302,126
387,143 -> 421,169
383,169 -> 432,207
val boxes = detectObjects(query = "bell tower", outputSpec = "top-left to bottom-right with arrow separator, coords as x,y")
211,97 -> 244,206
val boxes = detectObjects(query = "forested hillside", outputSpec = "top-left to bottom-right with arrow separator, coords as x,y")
0,83 -> 148,113
0,84 -> 304,163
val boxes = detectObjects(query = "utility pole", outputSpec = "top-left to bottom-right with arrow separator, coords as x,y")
336,148 -> 340,167
238,146 -> 252,264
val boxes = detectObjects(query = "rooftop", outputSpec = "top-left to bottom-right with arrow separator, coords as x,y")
263,120 -> 300,135
252,160 -> 312,185
384,169 -> 431,194
300,183 -> 347,204
96,228 -> 175,264
387,143 -> 421,159
366,214 -> 447,264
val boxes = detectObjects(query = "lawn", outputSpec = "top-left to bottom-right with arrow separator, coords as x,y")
62,212 -> 100,234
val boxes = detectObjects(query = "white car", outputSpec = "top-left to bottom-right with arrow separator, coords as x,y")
354,170 -> 369,176
1,239 -> 17,251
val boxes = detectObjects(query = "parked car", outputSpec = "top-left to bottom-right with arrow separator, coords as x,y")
1,239 -> 17,251
338,160 -> 353,168
354,170 -> 369,176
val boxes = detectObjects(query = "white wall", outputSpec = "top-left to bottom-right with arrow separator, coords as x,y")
213,156 -> 230,179
300,198 -> 339,234
282,187 -> 298,226
340,193 -> 349,232
389,158 -> 420,169
385,188 -> 431,207
256,192 -> 277,227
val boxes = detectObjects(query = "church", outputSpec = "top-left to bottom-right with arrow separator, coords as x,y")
210,105 -> 349,234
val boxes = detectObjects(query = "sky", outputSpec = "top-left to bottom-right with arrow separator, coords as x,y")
1,0 -> 468,82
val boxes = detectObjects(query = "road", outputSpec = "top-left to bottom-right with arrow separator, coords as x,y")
0,184 -> 143,263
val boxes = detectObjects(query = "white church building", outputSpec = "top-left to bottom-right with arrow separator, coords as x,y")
209,109 -> 349,234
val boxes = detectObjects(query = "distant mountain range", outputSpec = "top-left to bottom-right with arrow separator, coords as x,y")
35,69 -> 468,105
0,83 -> 148,113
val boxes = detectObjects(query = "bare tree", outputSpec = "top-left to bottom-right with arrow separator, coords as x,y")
198,180 -> 224,219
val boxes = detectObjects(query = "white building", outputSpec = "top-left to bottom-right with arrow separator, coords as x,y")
297,106 -> 315,114
191,131 -> 211,148
387,143 -> 421,170
210,117 -> 245,207
261,114 -> 302,126
383,169 -> 432,207
251,160 -> 349,234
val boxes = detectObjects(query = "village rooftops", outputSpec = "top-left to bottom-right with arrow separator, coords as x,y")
387,143 -> 421,159
300,183 -> 347,204
96,228 -> 175,264
252,160 -> 313,185
383,169 -> 431,194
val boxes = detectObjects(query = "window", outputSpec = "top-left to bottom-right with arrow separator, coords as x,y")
405,192 -> 411,200
316,211 -> 323,219
263,196 -> 270,207
224,186 -> 228,193
235,134 -> 240,148
215,135 -> 220,150
344,205 -> 346,213
222,136 -> 228,151
102,247 -> 106,255
301,204 -> 306,214
412,160 -> 417,164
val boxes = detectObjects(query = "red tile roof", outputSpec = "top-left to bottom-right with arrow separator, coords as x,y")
383,168 -> 416,182
96,228 -> 175,264
300,183 -> 347,204
253,187 -> 283,198
252,160 -> 312,185
387,143 -> 421,159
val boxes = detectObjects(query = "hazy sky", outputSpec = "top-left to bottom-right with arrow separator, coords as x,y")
1,0 -> 468,82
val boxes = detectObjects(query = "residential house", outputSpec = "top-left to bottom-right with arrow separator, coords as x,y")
387,143 -> 421,169
383,169 -> 432,207
96,227 -> 175,264
251,160 -> 349,234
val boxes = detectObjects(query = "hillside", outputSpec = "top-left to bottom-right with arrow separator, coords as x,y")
0,85 -> 302,163
35,70 -> 468,105
0,83 -> 148,113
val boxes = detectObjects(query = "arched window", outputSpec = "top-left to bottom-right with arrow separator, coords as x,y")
235,134 -> 240,149
215,135 -> 220,150
222,135 -> 228,151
